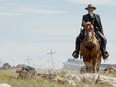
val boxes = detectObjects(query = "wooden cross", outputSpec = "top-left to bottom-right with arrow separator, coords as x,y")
47,50 -> 56,69
25,56 -> 32,66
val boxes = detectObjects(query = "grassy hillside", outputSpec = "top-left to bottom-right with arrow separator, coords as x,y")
0,69 -> 115,87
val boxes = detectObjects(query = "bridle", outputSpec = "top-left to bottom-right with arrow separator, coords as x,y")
84,22 -> 94,42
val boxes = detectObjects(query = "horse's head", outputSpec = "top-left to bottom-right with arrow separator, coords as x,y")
83,21 -> 94,42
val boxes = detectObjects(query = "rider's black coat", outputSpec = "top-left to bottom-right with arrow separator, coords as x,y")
82,13 -> 104,34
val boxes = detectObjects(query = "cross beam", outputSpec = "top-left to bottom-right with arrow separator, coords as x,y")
25,56 -> 32,66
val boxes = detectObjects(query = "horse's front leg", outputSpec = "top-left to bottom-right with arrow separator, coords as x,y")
91,65 -> 96,73
83,59 -> 90,73
86,66 -> 90,73
92,59 -> 97,73
96,55 -> 101,73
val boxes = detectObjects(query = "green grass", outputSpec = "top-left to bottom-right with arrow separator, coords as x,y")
0,69 -> 114,87
0,73 -> 74,87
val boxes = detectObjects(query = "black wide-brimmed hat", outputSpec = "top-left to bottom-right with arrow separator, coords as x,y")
85,4 -> 96,10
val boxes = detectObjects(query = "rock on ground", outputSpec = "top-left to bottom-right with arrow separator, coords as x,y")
0,83 -> 12,87
67,73 -> 116,87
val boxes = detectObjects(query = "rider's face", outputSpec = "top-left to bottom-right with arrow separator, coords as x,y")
88,8 -> 94,13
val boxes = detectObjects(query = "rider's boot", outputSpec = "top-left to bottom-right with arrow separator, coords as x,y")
72,36 -> 81,59
72,49 -> 79,59
72,29 -> 85,59
101,43 -> 109,60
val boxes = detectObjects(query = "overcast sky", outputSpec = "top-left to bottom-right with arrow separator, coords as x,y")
0,0 -> 116,68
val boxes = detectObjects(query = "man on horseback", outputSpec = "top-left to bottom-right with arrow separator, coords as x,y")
72,4 -> 109,60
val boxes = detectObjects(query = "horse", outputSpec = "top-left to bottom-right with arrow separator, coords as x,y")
80,21 -> 102,73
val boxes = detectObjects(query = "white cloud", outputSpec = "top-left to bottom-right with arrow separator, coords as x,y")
13,7 -> 67,14
0,12 -> 23,16
67,0 -> 116,5
0,0 -> 9,1
0,7 -> 67,16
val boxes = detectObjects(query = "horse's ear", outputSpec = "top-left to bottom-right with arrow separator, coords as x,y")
91,20 -> 94,25
83,21 -> 86,26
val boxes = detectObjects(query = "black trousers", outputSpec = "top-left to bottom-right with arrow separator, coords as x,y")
75,30 -> 107,52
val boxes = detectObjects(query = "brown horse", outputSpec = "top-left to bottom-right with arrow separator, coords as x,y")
80,21 -> 102,73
